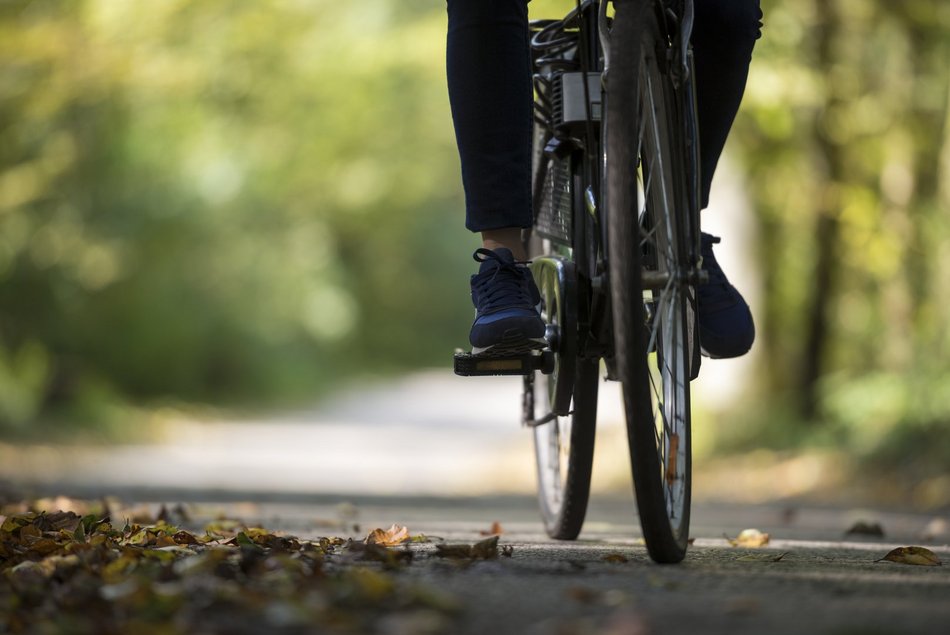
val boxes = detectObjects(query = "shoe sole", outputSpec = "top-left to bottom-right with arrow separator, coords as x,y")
471,329 -> 547,358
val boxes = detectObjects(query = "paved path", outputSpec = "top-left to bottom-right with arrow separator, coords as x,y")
182,495 -> 950,635
10,490 -> 947,635
1,370 -> 630,496
4,369 -> 949,634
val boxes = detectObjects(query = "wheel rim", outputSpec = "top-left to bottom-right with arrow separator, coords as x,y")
532,266 -> 572,521
533,375 -> 572,518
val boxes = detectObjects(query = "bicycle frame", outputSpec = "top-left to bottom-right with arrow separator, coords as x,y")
530,0 -> 702,371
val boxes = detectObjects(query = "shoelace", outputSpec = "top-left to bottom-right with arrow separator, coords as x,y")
698,233 -> 739,310
472,248 -> 534,314
700,234 -> 726,285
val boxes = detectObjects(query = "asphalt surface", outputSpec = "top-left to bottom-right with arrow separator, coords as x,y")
9,487 -> 947,635
4,365 -> 948,634
210,494 -> 950,635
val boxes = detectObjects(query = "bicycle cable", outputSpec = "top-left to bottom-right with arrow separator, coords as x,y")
573,0 -> 600,204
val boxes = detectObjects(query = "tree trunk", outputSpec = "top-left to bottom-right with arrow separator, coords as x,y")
798,0 -> 845,419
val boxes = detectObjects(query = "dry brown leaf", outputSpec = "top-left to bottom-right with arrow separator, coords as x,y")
364,524 -> 410,547
725,529 -> 770,548
602,553 -> 629,563
471,535 -> 500,559
877,546 -> 942,566
479,521 -> 504,536
173,531 -> 199,545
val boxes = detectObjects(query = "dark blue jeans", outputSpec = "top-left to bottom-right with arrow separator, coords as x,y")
447,0 -> 763,232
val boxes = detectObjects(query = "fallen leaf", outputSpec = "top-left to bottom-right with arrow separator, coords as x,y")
365,524 -> 410,547
845,521 -> 885,538
345,540 -> 413,568
28,538 -> 64,555
36,511 -> 82,533
173,531 -> 199,545
0,497 -> 463,634
725,529 -> 770,548
434,536 -> 499,560
602,553 -> 629,563
479,521 -> 504,536
471,535 -> 500,559
876,546 -> 942,566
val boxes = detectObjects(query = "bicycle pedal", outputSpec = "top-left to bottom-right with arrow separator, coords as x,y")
453,350 -> 553,377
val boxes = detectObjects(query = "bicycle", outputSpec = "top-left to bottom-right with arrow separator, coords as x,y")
455,0 -> 703,564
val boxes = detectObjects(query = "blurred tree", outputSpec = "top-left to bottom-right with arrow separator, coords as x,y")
733,0 -> 950,463
1,0 -> 948,471
0,0 -> 472,431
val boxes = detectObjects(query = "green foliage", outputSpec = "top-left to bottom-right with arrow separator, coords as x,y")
1,0 -> 948,465
730,0 -> 950,455
0,0 -> 473,428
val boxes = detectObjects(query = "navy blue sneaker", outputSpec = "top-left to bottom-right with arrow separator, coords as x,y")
469,248 -> 546,356
698,233 -> 755,358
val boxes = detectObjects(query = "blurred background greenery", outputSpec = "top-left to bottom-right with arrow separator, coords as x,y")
1,0 -> 949,488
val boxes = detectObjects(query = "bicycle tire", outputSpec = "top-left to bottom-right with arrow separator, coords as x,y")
528,357 -> 598,539
605,0 -> 694,563
526,121 -> 598,542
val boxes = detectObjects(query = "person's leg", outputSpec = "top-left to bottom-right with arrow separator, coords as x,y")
446,0 -> 533,260
692,0 -> 763,209
446,0 -> 542,354
690,0 -> 763,358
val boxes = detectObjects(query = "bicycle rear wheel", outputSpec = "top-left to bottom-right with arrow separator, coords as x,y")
524,238 -> 598,539
525,121 -> 598,541
605,0 -> 695,563
527,356 -> 598,540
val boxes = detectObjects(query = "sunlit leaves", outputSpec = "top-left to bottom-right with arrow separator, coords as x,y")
0,0 -> 472,424
365,524 -> 410,547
